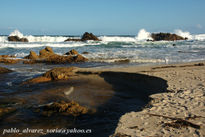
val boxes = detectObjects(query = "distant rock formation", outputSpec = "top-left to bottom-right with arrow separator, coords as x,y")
65,32 -> 100,42
151,33 -> 187,41
81,32 -> 100,41
23,47 -> 88,64
8,36 -> 29,42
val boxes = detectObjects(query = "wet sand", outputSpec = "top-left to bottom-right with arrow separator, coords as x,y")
0,61 -> 205,137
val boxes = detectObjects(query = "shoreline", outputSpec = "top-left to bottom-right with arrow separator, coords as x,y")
98,61 -> 205,137
0,61 -> 205,136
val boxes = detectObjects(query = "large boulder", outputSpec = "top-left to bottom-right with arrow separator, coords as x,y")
39,46 -> 55,58
8,36 -> 29,42
151,33 -> 187,41
43,67 -> 76,80
23,67 -> 77,84
81,32 -> 100,41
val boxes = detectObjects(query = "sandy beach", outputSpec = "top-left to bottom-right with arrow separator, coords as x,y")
0,61 -> 205,137
105,61 -> 205,137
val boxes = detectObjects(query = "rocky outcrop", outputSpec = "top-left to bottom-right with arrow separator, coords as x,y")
34,101 -> 88,117
151,33 -> 187,41
24,51 -> 39,60
0,67 -> 12,74
82,51 -> 89,54
23,47 -> 88,64
81,32 -> 100,41
23,67 -> 77,84
65,32 -> 100,42
39,46 -> 55,58
43,67 -> 76,80
8,36 -> 29,42
65,49 -> 78,56
0,55 -> 21,64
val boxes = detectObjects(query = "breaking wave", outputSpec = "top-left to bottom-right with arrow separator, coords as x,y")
0,29 -> 204,46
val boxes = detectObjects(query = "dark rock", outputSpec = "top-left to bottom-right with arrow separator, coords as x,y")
8,36 -> 29,42
65,49 -> 79,56
151,33 -> 186,41
82,51 -> 89,54
64,38 -> 81,42
81,32 -> 100,41
64,32 -> 100,42
19,38 -> 29,42
0,67 -> 12,74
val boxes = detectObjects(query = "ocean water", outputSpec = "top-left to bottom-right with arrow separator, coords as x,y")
0,29 -> 205,67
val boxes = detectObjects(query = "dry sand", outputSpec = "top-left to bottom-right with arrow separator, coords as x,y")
79,61 -> 205,137
98,61 -> 205,137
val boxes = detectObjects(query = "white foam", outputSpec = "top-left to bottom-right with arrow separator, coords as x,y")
135,29 -> 152,41
9,30 -> 24,38
174,29 -> 193,39
193,34 -> 205,41
26,35 -> 72,42
99,36 -> 136,42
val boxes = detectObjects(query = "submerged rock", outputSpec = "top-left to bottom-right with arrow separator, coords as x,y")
35,101 -> 88,117
0,107 -> 16,117
0,67 -> 12,74
64,38 -> 81,42
82,51 -> 89,54
0,55 -> 22,64
8,36 -> 29,42
23,67 -> 77,84
0,58 -> 21,64
151,33 -> 187,41
43,67 -> 76,80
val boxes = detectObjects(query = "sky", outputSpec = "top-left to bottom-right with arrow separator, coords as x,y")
0,0 -> 205,35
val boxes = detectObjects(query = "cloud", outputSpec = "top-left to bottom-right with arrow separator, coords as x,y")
196,24 -> 202,29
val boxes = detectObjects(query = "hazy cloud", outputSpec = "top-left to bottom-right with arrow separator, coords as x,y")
196,24 -> 202,29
